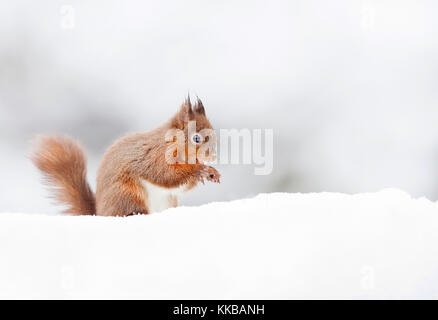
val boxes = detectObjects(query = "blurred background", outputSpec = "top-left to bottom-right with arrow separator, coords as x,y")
1,0 -> 438,214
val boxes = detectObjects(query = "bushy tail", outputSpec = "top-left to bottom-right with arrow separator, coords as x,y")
31,135 -> 96,215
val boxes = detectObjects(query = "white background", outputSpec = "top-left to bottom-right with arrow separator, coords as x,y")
0,0 -> 437,213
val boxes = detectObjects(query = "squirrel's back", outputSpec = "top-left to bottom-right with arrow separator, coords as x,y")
95,132 -> 163,216
30,135 -> 96,215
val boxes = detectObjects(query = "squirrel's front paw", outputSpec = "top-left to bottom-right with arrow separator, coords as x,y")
198,166 -> 221,184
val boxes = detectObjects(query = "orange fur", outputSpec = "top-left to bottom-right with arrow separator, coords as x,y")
31,97 -> 220,216
30,135 -> 95,215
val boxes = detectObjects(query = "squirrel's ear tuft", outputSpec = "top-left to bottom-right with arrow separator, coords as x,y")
194,97 -> 205,115
185,94 -> 192,109
176,97 -> 194,123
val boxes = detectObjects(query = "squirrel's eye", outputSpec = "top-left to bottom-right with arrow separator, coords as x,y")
192,134 -> 202,144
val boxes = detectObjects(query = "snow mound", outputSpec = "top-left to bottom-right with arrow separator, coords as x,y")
1,189 -> 438,299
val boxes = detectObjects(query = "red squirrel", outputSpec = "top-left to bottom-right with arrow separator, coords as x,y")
31,97 -> 221,216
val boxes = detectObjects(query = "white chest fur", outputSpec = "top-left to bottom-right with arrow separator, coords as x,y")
140,180 -> 186,213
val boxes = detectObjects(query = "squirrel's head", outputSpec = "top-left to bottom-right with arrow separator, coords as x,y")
168,96 -> 216,164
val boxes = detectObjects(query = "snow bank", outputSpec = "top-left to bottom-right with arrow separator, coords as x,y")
1,189 -> 438,299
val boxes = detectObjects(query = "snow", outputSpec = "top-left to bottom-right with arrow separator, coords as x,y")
1,189 -> 438,299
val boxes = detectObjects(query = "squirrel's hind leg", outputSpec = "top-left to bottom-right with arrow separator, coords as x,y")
128,210 -> 149,216
117,200 -> 149,217
128,203 -> 150,216
97,181 -> 149,217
